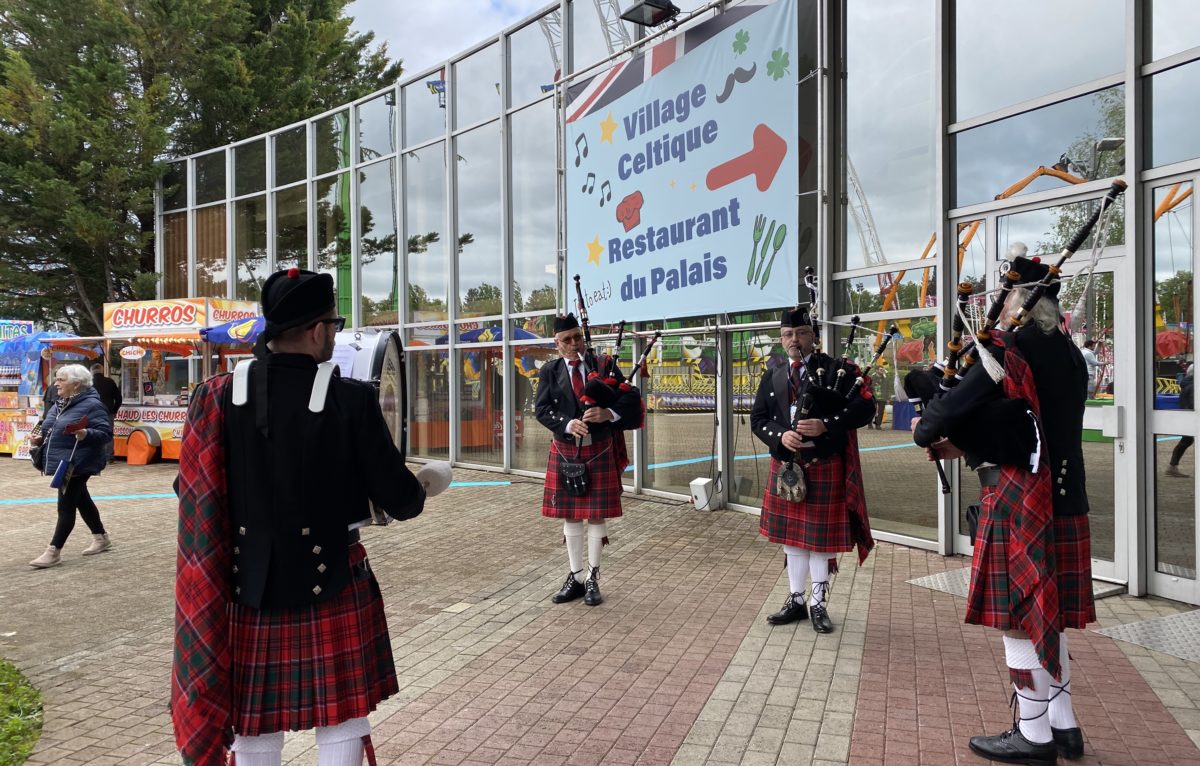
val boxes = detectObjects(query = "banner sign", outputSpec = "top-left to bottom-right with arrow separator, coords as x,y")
0,320 -> 34,340
565,0 -> 802,323
103,298 -> 258,335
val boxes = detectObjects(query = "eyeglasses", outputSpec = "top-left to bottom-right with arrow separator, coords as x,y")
311,317 -> 346,331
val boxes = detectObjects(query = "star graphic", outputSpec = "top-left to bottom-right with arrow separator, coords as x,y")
586,236 -> 604,266
599,112 -> 618,144
669,180 -> 676,189
690,182 -> 697,191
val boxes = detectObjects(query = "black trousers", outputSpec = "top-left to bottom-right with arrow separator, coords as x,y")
1171,436 -> 1195,467
51,474 -> 105,548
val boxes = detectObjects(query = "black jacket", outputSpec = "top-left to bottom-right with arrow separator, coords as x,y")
223,353 -> 426,609
534,356 -> 642,439
751,351 -> 874,461
914,326 -> 1089,516
92,373 -> 122,416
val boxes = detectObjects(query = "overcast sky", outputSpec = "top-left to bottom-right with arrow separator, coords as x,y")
347,0 -> 552,77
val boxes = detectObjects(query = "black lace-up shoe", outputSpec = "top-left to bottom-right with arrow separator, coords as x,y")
968,728 -> 1057,765
583,567 -> 603,606
810,604 -> 834,633
1052,727 -> 1084,760
551,571 -> 585,604
766,593 -> 808,625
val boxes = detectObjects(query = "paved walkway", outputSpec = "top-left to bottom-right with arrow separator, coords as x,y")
1,458 -> 1198,765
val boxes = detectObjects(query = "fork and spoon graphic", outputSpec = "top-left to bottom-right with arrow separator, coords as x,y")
747,214 -> 788,288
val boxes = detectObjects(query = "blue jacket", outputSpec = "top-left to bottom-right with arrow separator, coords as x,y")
41,387 -> 113,477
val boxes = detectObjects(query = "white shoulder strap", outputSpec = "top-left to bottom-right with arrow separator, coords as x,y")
232,359 -> 255,406
309,362 -> 336,413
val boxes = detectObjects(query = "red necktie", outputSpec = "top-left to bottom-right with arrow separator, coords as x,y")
790,361 -> 803,400
569,360 -> 585,399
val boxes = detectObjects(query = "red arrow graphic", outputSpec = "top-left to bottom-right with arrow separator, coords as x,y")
706,124 -> 788,193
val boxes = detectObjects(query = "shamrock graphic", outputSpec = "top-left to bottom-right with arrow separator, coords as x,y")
732,30 -> 749,55
767,48 -> 789,80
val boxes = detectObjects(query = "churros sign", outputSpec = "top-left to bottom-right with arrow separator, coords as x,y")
104,299 -> 206,333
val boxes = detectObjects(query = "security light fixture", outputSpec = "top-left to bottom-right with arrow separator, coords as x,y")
620,0 -> 682,27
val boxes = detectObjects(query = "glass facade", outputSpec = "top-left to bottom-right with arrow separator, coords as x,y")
154,1 -> 1200,601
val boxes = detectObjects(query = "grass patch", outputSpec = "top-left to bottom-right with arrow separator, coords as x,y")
0,658 -> 41,766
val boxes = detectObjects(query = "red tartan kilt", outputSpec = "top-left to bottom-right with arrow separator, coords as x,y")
542,434 -> 624,521
1056,514 -> 1095,629
228,542 -> 398,736
965,485 -> 1015,630
759,457 -> 854,552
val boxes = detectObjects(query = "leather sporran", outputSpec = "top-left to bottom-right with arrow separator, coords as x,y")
774,461 -> 807,502
557,456 -> 589,497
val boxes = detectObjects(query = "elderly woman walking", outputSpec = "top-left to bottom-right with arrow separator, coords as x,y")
29,364 -> 115,568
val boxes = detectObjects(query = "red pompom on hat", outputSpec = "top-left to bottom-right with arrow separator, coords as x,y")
287,267 -> 300,278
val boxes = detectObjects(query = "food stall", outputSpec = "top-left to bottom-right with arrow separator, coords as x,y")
0,329 -> 96,457
39,298 -> 259,463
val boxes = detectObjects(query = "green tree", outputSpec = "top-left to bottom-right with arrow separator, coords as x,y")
1155,270 -> 1193,326
462,283 -> 502,316
525,284 -> 557,312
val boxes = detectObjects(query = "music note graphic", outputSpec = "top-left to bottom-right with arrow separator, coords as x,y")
574,135 -> 589,167
582,173 -> 596,194
599,181 -> 613,207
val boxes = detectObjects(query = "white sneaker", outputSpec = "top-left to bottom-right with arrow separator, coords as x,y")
82,534 -> 112,556
30,545 -> 62,568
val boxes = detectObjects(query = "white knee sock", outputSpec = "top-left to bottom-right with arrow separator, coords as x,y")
564,521 -> 585,583
783,545 -> 809,595
1003,636 -> 1052,744
808,554 -> 830,609
587,522 -> 607,572
1049,632 -> 1078,729
230,730 -> 284,766
315,716 -> 370,766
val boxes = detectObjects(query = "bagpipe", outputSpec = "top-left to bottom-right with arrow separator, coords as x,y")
572,274 -> 660,423
903,179 -> 1127,480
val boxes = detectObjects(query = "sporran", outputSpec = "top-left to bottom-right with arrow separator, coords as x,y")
775,461 -> 807,502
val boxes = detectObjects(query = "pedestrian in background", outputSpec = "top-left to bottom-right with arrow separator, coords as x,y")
92,362 -> 122,463
28,364 -> 114,568
1167,363 -> 1194,477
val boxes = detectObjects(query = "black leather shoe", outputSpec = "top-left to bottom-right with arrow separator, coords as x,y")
766,593 -> 808,625
810,604 -> 834,634
583,567 -> 603,606
1052,727 -> 1084,760
551,571 -> 585,604
968,727 -> 1057,765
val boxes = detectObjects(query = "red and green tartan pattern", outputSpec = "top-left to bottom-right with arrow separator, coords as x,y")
760,449 -> 873,564
542,434 -> 624,521
1010,668 -> 1035,690
963,339 -> 1062,680
1055,514 -> 1096,629
172,376 -> 235,766
228,542 -> 398,736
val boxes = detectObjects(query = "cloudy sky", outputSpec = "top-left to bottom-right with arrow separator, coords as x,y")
347,0 -> 552,77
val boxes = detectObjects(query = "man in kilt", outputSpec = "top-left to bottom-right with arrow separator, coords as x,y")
172,268 -> 450,766
914,255 -> 1093,765
536,313 -> 642,606
751,307 -> 875,634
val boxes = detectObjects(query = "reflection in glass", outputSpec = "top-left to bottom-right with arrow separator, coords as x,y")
314,110 -> 349,176
1152,182 -> 1194,409
162,212 -> 188,299
1082,411 -> 1115,561
514,315 -> 557,339
274,184 -> 307,271
163,161 -> 187,211
1148,59 -> 1200,169
644,333 -> 711,494
457,347 -> 504,466
233,196 -> 267,301
235,139 -> 266,197
358,92 -> 397,163
405,143 -> 448,322
359,160 -> 399,326
1149,0 -> 1200,62
455,43 -> 501,128
315,173 -> 351,315
274,126 -> 307,187
511,100 -> 557,312
195,205 -> 227,297
844,0 -> 936,271
730,327 -> 778,506
1059,273 -> 1114,399
194,152 -> 226,205
954,0 -> 1122,121
997,198 -> 1126,261
513,343 -> 557,472
509,15 -> 559,107
1156,433 -> 1196,578
834,267 -> 938,316
408,349 -> 450,459
954,86 -> 1125,207
456,124 -> 502,317
404,78 -> 446,148
570,0 -> 632,74
957,219 -> 987,287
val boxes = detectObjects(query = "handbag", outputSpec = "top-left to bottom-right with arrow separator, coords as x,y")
557,442 -> 590,497
49,439 -> 80,489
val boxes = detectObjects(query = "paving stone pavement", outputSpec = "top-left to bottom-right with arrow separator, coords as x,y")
2,457 -> 1200,765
